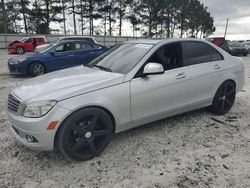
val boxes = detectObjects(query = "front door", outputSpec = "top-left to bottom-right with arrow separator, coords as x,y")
130,42 -> 190,125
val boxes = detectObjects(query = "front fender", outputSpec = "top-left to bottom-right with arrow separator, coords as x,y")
57,82 -> 131,133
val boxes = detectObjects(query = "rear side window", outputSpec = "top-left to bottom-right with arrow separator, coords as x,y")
182,41 -> 223,66
38,38 -> 44,43
81,43 -> 92,50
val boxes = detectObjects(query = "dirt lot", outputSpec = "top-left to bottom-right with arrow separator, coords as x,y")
0,49 -> 250,188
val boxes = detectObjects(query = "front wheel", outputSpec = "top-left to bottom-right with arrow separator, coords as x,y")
16,47 -> 25,54
57,107 -> 114,161
211,81 -> 236,115
29,62 -> 45,77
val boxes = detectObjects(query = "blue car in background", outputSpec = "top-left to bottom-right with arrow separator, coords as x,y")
8,40 -> 108,77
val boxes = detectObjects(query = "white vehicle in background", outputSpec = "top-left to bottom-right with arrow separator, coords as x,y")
34,36 -> 98,53
8,39 -> 245,161
242,41 -> 250,54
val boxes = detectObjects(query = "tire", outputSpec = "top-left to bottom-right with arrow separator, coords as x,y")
243,53 -> 248,57
16,47 -> 25,54
28,62 -> 45,77
56,107 -> 113,161
211,81 -> 236,115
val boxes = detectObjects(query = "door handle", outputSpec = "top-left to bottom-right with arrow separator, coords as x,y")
176,72 -> 186,79
213,64 -> 221,69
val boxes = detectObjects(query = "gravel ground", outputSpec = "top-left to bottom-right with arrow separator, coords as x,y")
0,50 -> 250,188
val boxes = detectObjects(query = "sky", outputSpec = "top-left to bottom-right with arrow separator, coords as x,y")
200,0 -> 250,40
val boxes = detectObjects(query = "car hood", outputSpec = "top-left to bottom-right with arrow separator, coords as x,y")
9,40 -> 22,47
12,66 -> 125,103
9,52 -> 45,62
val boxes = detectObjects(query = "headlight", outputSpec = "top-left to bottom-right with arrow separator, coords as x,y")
10,57 -> 27,65
22,100 -> 57,118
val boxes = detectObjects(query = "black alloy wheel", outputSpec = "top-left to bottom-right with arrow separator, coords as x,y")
57,107 -> 113,161
211,81 -> 236,115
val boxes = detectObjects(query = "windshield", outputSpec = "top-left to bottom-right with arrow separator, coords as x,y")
37,43 -> 56,53
20,37 -> 29,42
229,42 -> 244,47
88,43 -> 153,74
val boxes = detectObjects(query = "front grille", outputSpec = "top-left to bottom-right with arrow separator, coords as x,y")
8,93 -> 21,112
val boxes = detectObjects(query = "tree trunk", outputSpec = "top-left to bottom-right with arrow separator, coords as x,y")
119,0 -> 122,36
20,0 -> 28,34
1,0 -> 7,33
167,12 -> 170,38
62,0 -> 66,35
72,0 -> 77,35
148,11 -> 152,37
104,13 -> 107,36
45,0 -> 50,34
109,11 -> 112,36
80,0 -> 83,35
132,24 -> 135,37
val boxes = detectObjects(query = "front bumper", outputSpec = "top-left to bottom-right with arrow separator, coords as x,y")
8,47 -> 16,54
8,62 -> 28,76
8,104 -> 71,151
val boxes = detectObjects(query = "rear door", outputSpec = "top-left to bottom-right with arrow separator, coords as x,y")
73,42 -> 106,65
182,41 -> 225,106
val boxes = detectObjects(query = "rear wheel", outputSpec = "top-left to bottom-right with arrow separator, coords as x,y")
57,107 -> 113,161
211,81 -> 236,115
243,53 -> 248,56
16,47 -> 25,54
29,62 -> 45,77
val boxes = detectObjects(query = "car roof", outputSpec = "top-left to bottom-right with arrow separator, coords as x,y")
30,36 -> 46,38
59,36 -> 94,39
58,40 -> 95,44
124,38 -> 211,45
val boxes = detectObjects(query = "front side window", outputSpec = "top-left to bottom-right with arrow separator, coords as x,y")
182,41 -> 223,66
81,43 -> 92,50
25,38 -> 33,43
54,44 -> 64,52
147,42 -> 182,71
88,43 -> 153,74
54,43 -> 77,52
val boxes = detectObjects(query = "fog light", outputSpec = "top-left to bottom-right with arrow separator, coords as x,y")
26,135 -> 35,142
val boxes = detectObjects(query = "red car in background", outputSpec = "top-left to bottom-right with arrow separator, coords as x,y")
8,36 -> 48,54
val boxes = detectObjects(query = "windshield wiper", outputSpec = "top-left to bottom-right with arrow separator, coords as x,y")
92,65 -> 112,72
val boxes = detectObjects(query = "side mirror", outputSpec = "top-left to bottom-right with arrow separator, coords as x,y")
142,62 -> 164,76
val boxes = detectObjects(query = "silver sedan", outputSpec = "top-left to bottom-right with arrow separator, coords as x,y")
7,38 -> 245,161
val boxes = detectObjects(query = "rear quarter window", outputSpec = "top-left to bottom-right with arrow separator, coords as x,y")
37,38 -> 44,43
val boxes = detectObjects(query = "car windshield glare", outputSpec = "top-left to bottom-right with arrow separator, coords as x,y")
88,43 -> 153,74
37,44 -> 55,54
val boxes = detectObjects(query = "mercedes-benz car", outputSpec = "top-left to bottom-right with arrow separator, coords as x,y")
7,39 -> 245,161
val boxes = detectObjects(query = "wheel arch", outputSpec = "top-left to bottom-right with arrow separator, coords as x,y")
212,79 -> 236,100
53,105 -> 116,150
27,61 -> 47,74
